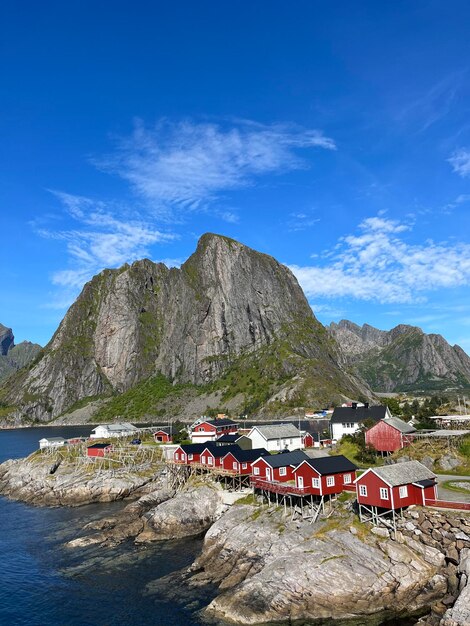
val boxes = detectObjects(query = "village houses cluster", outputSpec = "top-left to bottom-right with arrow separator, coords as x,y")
39,403 -> 470,526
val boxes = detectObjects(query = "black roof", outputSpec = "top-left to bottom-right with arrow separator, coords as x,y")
413,478 -> 436,488
261,450 -> 309,468
180,442 -> 217,454
215,434 -> 240,443
87,443 -> 111,449
205,418 -> 238,427
203,444 -> 241,458
226,448 -> 270,463
330,406 -> 388,424
154,427 -> 171,434
301,455 -> 357,475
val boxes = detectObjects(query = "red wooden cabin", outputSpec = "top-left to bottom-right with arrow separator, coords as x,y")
154,428 -> 173,443
87,443 -> 112,457
190,418 -> 238,443
221,448 -> 269,475
293,455 -> 357,495
200,444 -> 240,468
302,432 -> 314,448
172,443 -> 209,464
251,450 -> 309,483
365,417 -> 415,454
355,461 -> 437,510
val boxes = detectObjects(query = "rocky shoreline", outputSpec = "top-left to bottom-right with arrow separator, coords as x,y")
1,454 -> 470,625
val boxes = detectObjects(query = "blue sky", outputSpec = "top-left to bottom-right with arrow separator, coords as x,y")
1,1 -> 470,352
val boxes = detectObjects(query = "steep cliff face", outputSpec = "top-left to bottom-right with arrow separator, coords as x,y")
0,323 -> 42,383
330,320 -> 470,392
2,235 -> 369,423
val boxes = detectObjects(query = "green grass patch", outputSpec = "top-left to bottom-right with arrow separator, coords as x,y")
93,373 -> 193,422
441,480 -> 470,494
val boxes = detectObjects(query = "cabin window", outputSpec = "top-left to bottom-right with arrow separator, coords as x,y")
312,477 -> 320,488
343,474 -> 351,484
359,484 -> 367,497
326,476 -> 335,487
208,457 -> 213,465
242,463 -> 247,469
379,487 -> 389,500
399,485 -> 408,498
254,467 -> 260,475
232,462 -> 237,470
278,467 -> 287,476
174,453 -> 179,460
199,427 -> 204,431
201,455 -> 206,463
289,439 -> 293,444
188,454 -> 193,460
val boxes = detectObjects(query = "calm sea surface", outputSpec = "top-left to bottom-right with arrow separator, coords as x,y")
0,426 -> 420,626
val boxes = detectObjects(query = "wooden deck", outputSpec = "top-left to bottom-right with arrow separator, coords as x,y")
250,476 -> 319,496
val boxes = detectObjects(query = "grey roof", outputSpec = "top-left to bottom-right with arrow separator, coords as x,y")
381,417 -> 416,434
154,426 -> 172,434
93,422 -> 136,432
252,423 -> 301,440
262,450 -> 309,468
371,461 -> 436,487
39,437 -> 66,443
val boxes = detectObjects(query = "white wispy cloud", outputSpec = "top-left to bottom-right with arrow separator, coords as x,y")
289,215 -> 470,304
287,211 -> 320,232
96,119 -> 336,214
36,191 -> 175,301
448,148 -> 470,177
396,72 -> 464,132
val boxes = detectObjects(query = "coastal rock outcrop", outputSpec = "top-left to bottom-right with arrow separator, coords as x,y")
157,504 -> 448,625
135,483 -> 227,542
0,457 -> 155,506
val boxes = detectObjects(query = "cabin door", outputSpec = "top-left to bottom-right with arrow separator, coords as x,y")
297,476 -> 304,489
266,467 -> 272,481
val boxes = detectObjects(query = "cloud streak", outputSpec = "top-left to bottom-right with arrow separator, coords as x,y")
448,148 -> 470,177
290,216 -> 470,304
97,119 -> 336,214
37,191 -> 175,298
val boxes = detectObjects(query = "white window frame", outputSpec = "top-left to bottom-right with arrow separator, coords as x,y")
242,463 -> 247,469
188,454 -> 193,460
399,485 -> 408,498
253,467 -> 260,475
208,457 -> 213,465
279,467 -> 287,476
326,476 -> 335,487
359,484 -> 367,497
343,473 -> 351,484
312,477 -> 320,488
232,462 -> 237,470
297,476 -> 304,488
174,452 -> 179,460
379,487 -> 389,500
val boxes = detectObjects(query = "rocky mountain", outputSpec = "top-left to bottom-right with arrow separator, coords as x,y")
329,319 -> 470,392
0,234 -> 370,424
0,323 -> 42,383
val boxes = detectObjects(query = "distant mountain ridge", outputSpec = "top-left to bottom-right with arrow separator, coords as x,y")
0,323 -> 42,382
329,319 -> 470,392
0,234 -> 370,425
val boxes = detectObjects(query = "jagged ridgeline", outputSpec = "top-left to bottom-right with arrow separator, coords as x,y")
1,234 -> 368,424
329,320 -> 470,393
0,323 -> 42,383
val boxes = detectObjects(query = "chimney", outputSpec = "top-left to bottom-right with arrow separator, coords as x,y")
351,402 -> 357,410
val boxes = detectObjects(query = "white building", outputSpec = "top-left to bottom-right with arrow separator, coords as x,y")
330,403 -> 391,440
90,422 -> 137,439
246,423 -> 302,452
39,437 -> 66,449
